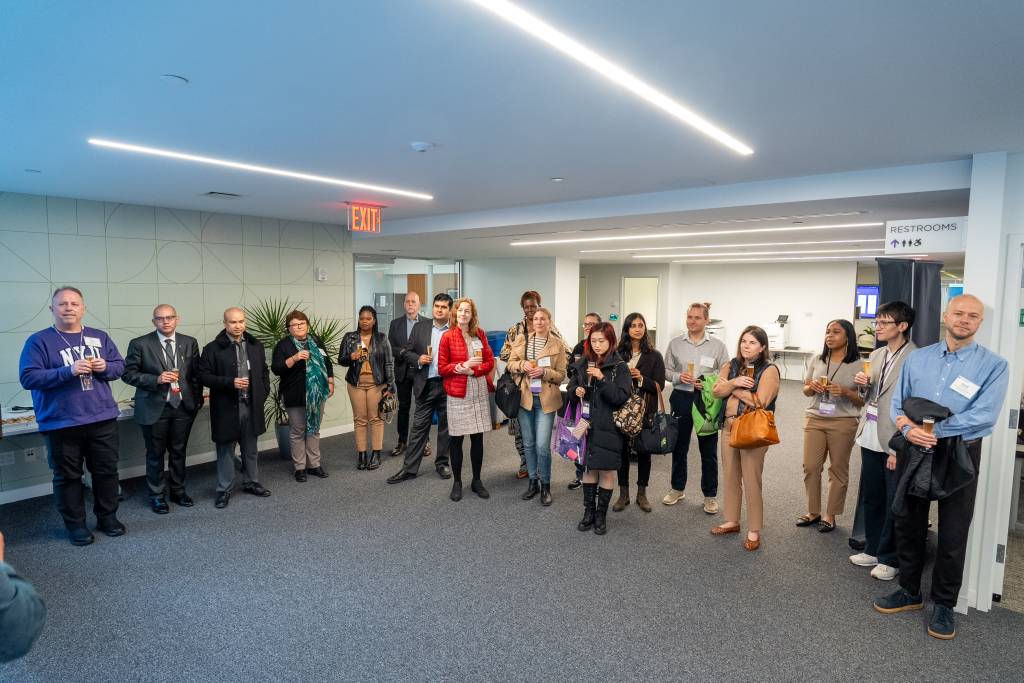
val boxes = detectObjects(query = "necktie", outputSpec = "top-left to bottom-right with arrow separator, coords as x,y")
165,339 -> 182,407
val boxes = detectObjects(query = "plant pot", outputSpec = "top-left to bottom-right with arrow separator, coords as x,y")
276,423 -> 292,460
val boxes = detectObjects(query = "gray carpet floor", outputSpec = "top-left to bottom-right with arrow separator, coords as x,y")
2,381 -> 1024,682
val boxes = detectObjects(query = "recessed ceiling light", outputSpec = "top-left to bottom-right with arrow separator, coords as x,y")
88,138 -> 434,201
160,74 -> 190,84
24,168 -> 41,173
468,0 -> 754,155
511,222 -> 884,247
550,177 -> 565,182
582,238 -> 886,253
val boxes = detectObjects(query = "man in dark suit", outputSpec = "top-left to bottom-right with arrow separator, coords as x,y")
387,293 -> 453,483
196,307 -> 271,509
387,291 -> 427,457
122,304 -> 203,514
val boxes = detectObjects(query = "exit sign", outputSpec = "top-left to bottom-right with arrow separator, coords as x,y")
348,204 -> 382,233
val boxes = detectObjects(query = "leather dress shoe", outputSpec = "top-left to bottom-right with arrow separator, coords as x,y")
306,466 -> 328,478
97,519 -> 127,537
242,483 -> 271,497
295,469 -> 307,482
386,470 -> 417,484
390,442 -> 406,457
436,465 -> 452,480
170,492 -> 194,507
150,496 -> 170,515
215,491 -> 230,508
68,527 -> 95,546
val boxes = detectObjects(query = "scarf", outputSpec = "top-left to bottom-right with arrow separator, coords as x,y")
293,336 -> 328,433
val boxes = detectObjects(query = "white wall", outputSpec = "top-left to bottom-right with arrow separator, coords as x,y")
672,261 -> 858,351
554,258 -> 580,345
463,257 -> 556,332
580,263 -> 674,351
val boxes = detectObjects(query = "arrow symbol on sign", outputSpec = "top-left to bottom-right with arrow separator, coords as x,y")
890,239 -> 899,248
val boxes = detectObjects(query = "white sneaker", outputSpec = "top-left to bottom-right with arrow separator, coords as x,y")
703,497 -> 719,514
849,553 -> 879,567
662,489 -> 686,505
871,564 -> 899,581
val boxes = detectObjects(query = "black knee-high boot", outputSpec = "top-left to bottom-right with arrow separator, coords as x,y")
578,483 -> 597,531
594,487 -> 613,535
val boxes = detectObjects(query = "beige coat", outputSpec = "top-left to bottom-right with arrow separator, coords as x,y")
506,334 -> 567,414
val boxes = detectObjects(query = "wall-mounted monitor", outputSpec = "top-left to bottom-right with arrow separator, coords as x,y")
856,285 -> 879,319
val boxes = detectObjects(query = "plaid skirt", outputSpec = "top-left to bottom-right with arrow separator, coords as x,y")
447,375 -> 493,436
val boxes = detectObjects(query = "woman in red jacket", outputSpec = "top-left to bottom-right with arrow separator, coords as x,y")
438,298 -> 495,501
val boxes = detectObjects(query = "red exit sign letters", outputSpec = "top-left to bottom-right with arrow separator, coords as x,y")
348,204 -> 382,233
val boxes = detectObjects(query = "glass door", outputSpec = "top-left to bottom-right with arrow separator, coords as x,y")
354,256 -> 462,330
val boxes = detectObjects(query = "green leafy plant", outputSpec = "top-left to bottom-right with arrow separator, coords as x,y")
244,298 -> 350,426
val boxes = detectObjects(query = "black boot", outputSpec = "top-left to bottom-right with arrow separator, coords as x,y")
577,483 -> 597,531
540,482 -> 552,506
367,450 -> 382,470
521,478 -> 540,500
357,451 -> 368,470
594,487 -> 613,535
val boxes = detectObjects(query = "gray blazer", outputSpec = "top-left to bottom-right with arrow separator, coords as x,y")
855,341 -> 917,452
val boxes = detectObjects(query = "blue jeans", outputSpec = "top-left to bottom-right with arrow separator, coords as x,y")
518,396 -> 554,483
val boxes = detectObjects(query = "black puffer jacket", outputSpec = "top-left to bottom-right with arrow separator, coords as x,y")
566,351 -> 633,471
338,331 -> 396,392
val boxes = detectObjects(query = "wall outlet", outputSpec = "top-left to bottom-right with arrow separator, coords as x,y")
23,447 -> 38,462
0,452 -> 15,467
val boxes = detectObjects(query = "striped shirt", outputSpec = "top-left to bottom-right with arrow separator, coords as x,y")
527,336 -> 547,361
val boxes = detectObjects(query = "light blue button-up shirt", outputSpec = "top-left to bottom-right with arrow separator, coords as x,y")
891,340 -> 1009,440
427,322 -> 448,379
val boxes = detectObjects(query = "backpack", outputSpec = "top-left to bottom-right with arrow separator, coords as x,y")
691,373 -> 724,436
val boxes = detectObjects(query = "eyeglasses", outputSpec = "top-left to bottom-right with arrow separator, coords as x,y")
288,321 -> 308,328
153,316 -> 177,322
874,320 -> 897,328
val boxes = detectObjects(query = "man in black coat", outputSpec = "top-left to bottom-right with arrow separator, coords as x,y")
196,307 -> 271,508
386,293 -> 452,483
387,291 -> 427,457
122,304 -> 203,514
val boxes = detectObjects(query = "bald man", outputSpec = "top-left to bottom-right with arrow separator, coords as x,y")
122,305 -> 203,514
873,294 -> 1008,640
196,307 -> 271,508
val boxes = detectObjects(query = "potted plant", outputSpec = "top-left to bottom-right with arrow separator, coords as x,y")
245,298 -> 349,458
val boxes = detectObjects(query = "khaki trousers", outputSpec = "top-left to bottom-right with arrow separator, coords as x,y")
802,415 -> 859,517
286,405 -> 322,471
721,420 -> 769,532
347,376 -> 384,451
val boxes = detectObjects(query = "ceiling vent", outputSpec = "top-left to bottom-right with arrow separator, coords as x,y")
201,191 -> 242,200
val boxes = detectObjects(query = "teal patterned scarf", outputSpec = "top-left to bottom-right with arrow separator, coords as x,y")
293,336 -> 328,433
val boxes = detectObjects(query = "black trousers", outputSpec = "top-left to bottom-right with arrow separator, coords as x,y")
44,418 -> 120,530
617,439 -> 650,487
449,433 -> 484,482
669,389 -> 719,496
402,379 -> 450,474
859,448 -> 898,567
395,376 -> 414,445
140,402 -> 196,496
894,439 -> 982,607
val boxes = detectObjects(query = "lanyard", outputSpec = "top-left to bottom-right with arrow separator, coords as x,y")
52,326 -> 85,354
823,357 -> 844,384
873,342 -> 908,402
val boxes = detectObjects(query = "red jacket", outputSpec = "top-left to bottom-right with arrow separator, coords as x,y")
439,328 -> 495,398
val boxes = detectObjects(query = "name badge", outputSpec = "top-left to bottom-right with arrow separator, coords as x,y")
700,355 -> 716,369
471,340 -> 483,351
538,356 -> 552,368
84,336 -> 102,347
950,375 -> 980,399
865,403 -> 879,422
581,400 -> 591,419
530,378 -> 543,393
818,399 -> 837,416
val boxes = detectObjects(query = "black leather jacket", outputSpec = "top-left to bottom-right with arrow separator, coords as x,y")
338,331 -> 396,392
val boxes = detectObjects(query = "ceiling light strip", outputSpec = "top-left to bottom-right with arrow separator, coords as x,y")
88,138 -> 434,201
469,0 -> 753,155
637,247 -> 885,259
581,238 -> 886,253
674,254 -> 927,264
511,222 -> 884,247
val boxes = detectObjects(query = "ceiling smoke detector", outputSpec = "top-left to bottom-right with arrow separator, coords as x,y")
409,141 -> 436,153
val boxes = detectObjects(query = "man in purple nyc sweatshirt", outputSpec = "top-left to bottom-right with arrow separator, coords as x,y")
18,287 -> 126,546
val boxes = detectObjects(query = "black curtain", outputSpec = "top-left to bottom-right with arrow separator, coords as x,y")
877,259 -> 943,348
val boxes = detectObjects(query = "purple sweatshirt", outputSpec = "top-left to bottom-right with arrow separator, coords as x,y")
18,326 -> 125,432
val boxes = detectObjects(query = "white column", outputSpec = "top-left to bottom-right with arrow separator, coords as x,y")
963,152 -> 1009,346
553,257 -> 580,345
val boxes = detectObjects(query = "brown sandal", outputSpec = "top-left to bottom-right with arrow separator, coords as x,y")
744,535 -> 761,551
711,524 -> 741,536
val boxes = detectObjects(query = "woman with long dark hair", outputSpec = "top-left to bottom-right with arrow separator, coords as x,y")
339,306 -> 396,471
798,319 -> 864,533
711,326 -> 780,550
566,322 -> 633,535
612,313 -> 665,514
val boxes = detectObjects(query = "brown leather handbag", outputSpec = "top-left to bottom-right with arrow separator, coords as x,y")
728,392 -> 780,449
